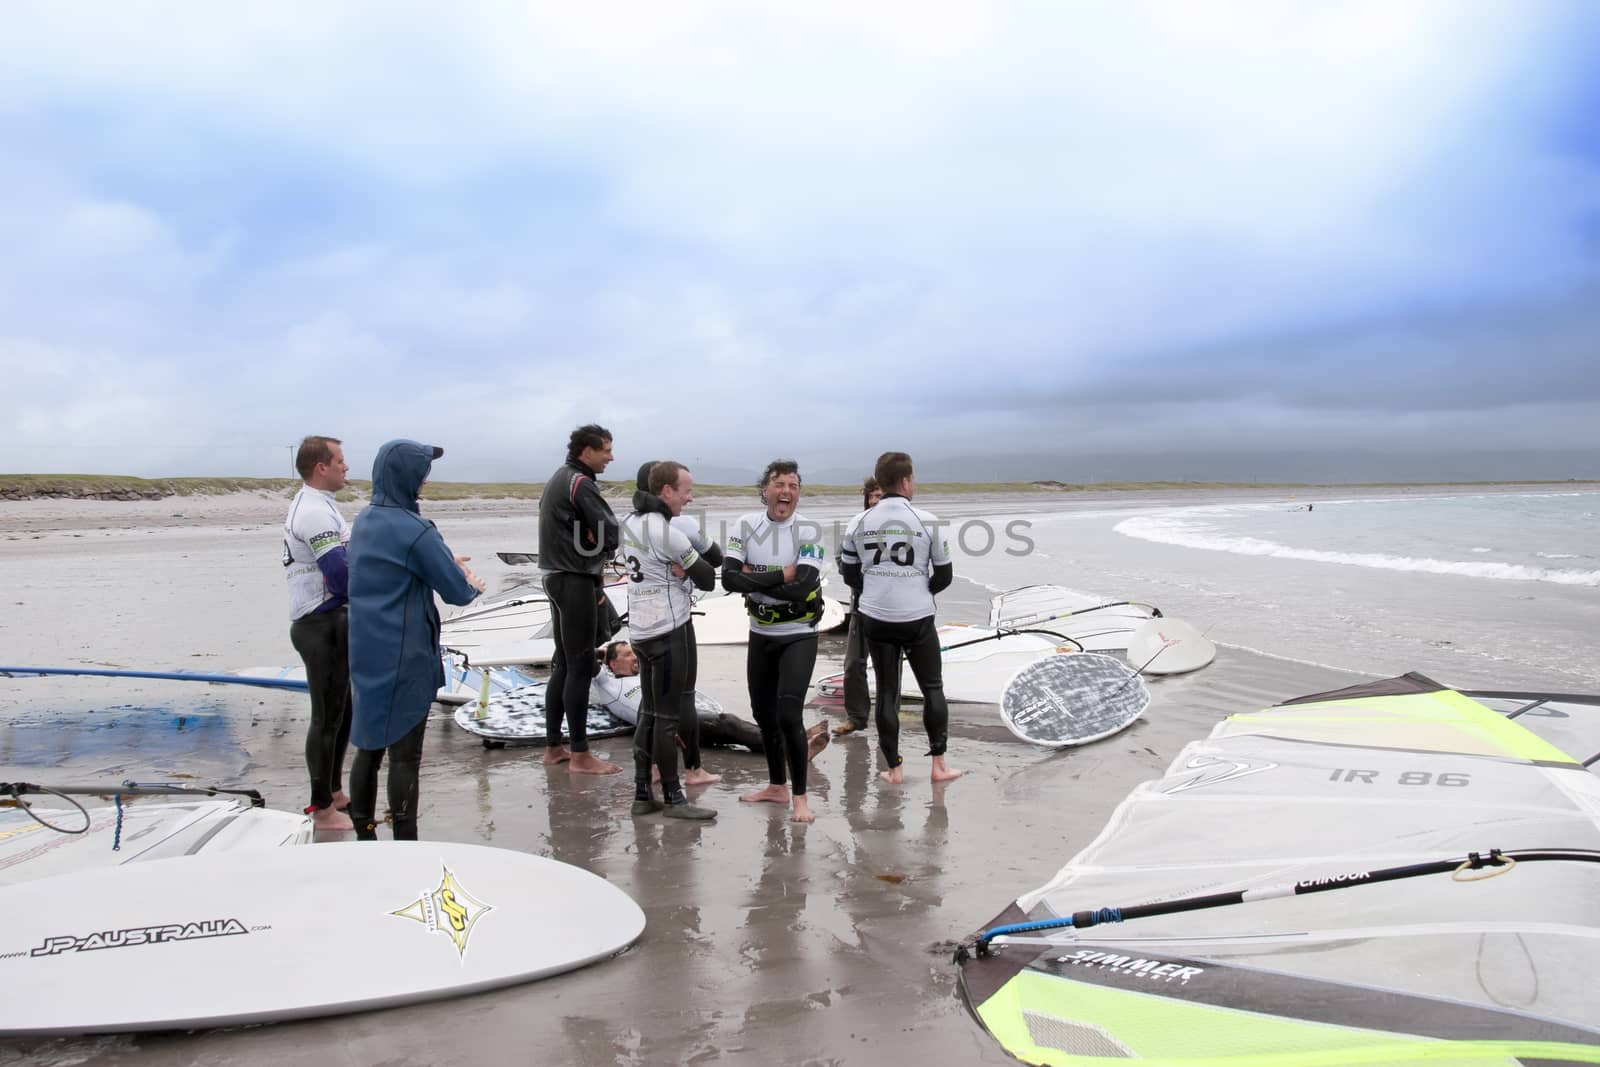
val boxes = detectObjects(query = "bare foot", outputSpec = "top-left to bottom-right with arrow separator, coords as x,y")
684,767 -> 723,786
651,765 -> 661,784
543,745 -> 572,766
330,790 -> 351,810
791,795 -> 815,823
805,723 -> 830,762
311,807 -> 354,832
931,756 -> 963,782
740,783 -> 791,804
568,751 -> 621,775
879,765 -> 904,785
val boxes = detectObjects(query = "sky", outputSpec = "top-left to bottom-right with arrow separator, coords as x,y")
3,1 -> 1598,484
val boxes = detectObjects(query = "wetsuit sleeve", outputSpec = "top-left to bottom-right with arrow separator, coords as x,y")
700,542 -> 724,568
573,476 -> 621,557
410,527 -> 481,607
720,522 -> 785,592
926,508 -> 953,595
772,564 -> 821,603
722,561 -> 785,593
839,558 -> 863,592
315,545 -> 349,601
685,555 -> 716,591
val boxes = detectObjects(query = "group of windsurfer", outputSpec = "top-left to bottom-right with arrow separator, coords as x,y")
283,424 -> 962,838
539,424 -> 962,824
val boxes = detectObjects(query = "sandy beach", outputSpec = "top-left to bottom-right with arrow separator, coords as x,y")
1,485 -> 1594,1065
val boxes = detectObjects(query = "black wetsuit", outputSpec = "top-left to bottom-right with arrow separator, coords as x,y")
350,714 -> 427,841
858,615 -> 949,766
624,484 -> 717,799
538,456 -> 619,752
840,493 -> 955,768
723,512 -> 825,795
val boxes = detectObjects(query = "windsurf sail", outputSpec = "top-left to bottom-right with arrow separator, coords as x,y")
957,673 -> 1600,1064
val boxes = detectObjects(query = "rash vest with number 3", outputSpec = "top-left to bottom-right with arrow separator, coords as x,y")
619,511 -> 701,640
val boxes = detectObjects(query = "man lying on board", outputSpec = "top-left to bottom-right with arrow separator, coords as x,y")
591,641 -> 829,762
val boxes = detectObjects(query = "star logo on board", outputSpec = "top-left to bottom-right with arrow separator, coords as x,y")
391,863 -> 493,959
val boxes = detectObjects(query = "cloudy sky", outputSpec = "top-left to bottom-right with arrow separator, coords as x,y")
3,2 -> 1598,483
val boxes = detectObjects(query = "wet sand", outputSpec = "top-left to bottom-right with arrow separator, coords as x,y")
0,491 -> 1421,1064
1,651 -> 1367,1067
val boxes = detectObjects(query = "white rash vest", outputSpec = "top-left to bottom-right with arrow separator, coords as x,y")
282,485 -> 351,621
590,667 -> 642,727
725,510 -> 826,638
618,511 -> 702,641
841,496 -> 951,623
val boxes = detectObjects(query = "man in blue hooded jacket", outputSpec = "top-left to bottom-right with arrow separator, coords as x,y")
347,439 -> 485,841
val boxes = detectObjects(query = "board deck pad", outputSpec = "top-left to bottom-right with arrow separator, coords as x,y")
452,682 -> 723,745
0,840 -> 645,1035
1125,616 -> 1217,675
1000,653 -> 1150,747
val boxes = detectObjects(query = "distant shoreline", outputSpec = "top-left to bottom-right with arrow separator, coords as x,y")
3,472 -> 1596,503
4,480 -> 1598,539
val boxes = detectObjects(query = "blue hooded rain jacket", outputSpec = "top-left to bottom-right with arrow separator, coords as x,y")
348,439 -> 480,750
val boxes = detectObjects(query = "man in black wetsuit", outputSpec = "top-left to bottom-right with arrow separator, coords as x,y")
538,423 -> 622,775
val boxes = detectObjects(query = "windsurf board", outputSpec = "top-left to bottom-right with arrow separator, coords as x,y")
988,585 -> 1160,636
1125,616 -> 1216,674
0,840 -> 644,1034
1000,652 -> 1150,747
452,681 -> 631,744
239,654 -> 535,706
450,681 -> 724,746
818,624 -> 1073,704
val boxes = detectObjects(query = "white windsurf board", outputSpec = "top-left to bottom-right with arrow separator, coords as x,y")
818,624 -> 1072,704
988,585 -> 1160,636
0,841 -> 644,1035
1125,616 -> 1216,674
442,584 -> 628,667
239,654 -> 535,706
999,652 -> 1150,747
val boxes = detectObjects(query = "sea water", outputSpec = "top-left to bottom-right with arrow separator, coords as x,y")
971,489 -> 1600,693
1117,492 -> 1599,587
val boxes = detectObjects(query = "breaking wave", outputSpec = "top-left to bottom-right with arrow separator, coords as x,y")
1114,514 -> 1600,587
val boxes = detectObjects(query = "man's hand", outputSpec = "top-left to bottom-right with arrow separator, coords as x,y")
669,562 -> 687,578
456,555 -> 487,593
782,563 -> 798,582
